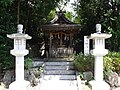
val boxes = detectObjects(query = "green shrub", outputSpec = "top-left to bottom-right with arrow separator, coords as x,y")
112,57 -> 120,72
105,52 -> 120,73
74,53 -> 94,72
106,52 -> 120,58
74,52 -> 120,75
103,52 -> 120,79
103,56 -> 114,79
0,44 -> 15,70
24,57 -> 33,70
103,56 -> 114,72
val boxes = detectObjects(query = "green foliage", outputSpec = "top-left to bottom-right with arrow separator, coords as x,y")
18,0 -> 60,24
74,53 -> 94,72
106,52 -> 120,58
0,0 -> 17,71
112,57 -> 120,72
65,11 -> 74,21
0,0 -> 14,7
24,57 -> 33,70
103,52 -> 120,79
73,0 -> 120,51
103,56 -> 114,78
104,56 -> 114,72
74,51 -> 120,71
47,9 -> 56,22
0,0 -> 61,70
74,52 -> 120,80
106,52 -> 120,72
0,44 -> 14,70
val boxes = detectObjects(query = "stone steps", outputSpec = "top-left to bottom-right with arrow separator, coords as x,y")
42,61 -> 76,81
32,59 -> 78,90
44,65 -> 75,70
45,61 -> 74,66
42,75 -> 76,80
43,61 -> 76,77
32,61 -> 44,67
32,59 -> 77,80
44,70 -> 76,75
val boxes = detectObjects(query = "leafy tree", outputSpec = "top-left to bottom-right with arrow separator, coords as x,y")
73,0 -> 120,51
65,11 -> 74,21
0,0 -> 61,71
0,0 -> 16,75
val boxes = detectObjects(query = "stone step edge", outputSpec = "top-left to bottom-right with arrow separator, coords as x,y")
42,75 -> 77,80
44,65 -> 75,70
44,70 -> 76,75
45,62 -> 74,66
39,79 -> 78,85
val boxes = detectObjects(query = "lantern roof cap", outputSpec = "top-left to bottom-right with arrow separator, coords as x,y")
88,33 -> 112,39
7,33 -> 32,39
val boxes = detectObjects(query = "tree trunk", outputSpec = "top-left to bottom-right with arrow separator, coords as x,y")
17,0 -> 20,25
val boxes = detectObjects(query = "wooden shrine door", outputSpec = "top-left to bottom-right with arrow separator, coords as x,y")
49,32 -> 74,57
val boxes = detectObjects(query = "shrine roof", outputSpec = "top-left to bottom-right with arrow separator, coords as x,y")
41,11 -> 81,31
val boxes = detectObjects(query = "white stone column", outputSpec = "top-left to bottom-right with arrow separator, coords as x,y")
89,24 -> 112,90
7,24 -> 32,90
94,56 -> 103,81
16,56 -> 24,81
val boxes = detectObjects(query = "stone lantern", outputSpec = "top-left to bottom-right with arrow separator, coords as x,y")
7,24 -> 32,90
88,24 -> 112,90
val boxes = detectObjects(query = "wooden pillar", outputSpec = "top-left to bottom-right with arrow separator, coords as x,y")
50,33 -> 52,48
60,33 -> 62,46
49,33 -> 52,57
70,33 -> 73,47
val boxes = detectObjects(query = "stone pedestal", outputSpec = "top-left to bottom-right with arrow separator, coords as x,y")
88,24 -> 112,90
9,80 -> 30,90
89,80 -> 110,90
7,24 -> 32,90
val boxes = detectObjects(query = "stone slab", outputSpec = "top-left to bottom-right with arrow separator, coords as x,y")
45,61 -> 74,66
44,70 -> 75,75
38,80 -> 78,90
89,80 -> 110,90
44,65 -> 74,70
32,61 -> 44,67
9,80 -> 30,90
42,75 -> 76,80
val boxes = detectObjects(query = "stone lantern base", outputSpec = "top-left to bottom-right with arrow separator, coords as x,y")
89,80 -> 110,90
9,80 -> 30,90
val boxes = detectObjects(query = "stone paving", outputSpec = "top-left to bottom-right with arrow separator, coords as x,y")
28,80 -> 78,90
38,80 -> 78,90
81,84 -> 90,90
113,87 -> 120,90
29,83 -> 120,90
1,82 -> 120,90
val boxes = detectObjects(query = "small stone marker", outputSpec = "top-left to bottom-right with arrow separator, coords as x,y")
84,36 -> 89,55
